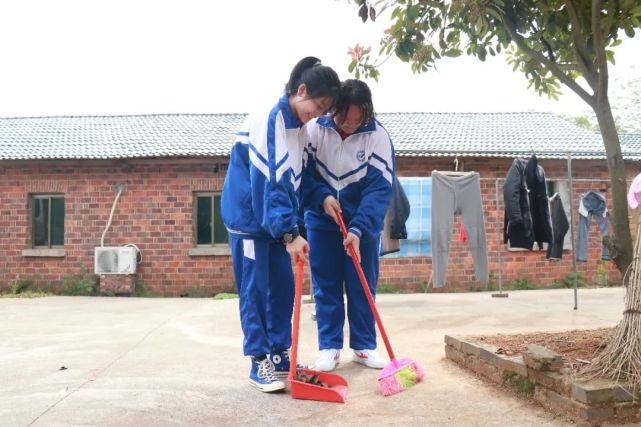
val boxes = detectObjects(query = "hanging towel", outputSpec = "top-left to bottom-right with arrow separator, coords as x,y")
459,223 -> 468,243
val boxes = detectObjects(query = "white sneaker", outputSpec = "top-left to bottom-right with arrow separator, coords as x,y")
315,349 -> 340,372
352,349 -> 387,369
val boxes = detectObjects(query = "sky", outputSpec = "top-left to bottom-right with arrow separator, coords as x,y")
0,0 -> 639,118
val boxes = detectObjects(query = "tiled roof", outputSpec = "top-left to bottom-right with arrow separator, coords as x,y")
0,112 -> 638,161
0,114 -> 244,160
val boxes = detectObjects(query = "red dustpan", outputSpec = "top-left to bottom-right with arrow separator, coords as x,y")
288,258 -> 348,403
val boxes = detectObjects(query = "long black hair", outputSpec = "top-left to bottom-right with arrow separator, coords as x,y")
285,57 -> 340,111
334,79 -> 375,126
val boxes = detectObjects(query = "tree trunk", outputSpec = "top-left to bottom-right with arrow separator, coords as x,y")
593,98 -> 633,275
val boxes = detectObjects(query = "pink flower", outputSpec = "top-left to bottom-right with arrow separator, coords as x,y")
348,44 -> 370,62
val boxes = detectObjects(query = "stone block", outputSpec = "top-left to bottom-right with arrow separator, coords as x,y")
572,379 -> 617,404
523,344 -> 563,371
460,340 -> 481,357
478,346 -> 500,367
530,370 -> 571,396
443,335 -> 463,351
498,356 -> 528,377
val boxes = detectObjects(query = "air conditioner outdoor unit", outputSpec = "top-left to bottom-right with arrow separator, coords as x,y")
94,246 -> 137,275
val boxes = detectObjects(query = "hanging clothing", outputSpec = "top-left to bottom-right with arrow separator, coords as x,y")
431,171 -> 488,288
526,155 -> 553,249
380,175 -> 410,256
628,172 -> 641,209
576,191 -> 610,262
503,155 -> 552,250
546,193 -> 569,260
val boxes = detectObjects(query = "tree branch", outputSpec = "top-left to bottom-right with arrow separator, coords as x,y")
564,0 -> 599,89
501,5 -> 595,106
592,0 -> 609,101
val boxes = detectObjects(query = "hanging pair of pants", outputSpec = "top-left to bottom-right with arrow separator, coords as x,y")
576,213 -> 610,261
230,236 -> 294,357
431,171 -> 488,287
308,228 -> 379,351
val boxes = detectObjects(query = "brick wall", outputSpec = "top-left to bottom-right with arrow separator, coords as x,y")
0,156 -> 633,295
0,158 -> 234,296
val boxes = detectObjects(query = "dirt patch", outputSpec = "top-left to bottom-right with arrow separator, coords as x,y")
470,327 -> 615,373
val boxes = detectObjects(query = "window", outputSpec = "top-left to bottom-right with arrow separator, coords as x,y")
31,194 -> 64,247
194,192 -> 228,245
386,177 -> 432,257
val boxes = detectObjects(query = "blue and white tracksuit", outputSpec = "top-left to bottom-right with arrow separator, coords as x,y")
302,116 -> 394,351
221,94 -> 305,357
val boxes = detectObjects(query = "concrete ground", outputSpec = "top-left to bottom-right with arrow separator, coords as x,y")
0,287 -> 636,427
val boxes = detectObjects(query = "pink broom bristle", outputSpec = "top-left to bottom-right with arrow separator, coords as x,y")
378,358 -> 425,396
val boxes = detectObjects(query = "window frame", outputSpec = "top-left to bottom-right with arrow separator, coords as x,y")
192,191 -> 228,248
30,193 -> 65,249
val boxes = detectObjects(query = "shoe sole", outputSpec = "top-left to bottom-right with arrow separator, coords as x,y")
248,379 -> 286,392
314,361 -> 339,372
352,357 -> 385,369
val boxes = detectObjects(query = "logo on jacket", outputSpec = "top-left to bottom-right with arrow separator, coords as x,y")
356,150 -> 365,162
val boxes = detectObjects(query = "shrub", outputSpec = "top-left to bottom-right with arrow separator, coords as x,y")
509,277 -> 531,290
563,272 -> 586,288
10,277 -> 33,294
61,274 -> 98,296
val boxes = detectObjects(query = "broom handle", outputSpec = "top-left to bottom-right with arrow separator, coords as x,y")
335,210 -> 397,361
289,258 -> 305,380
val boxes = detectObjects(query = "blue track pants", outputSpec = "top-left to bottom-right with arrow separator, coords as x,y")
308,229 -> 379,351
230,236 -> 294,357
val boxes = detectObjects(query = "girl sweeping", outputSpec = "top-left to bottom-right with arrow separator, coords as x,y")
221,57 -> 340,392
302,79 -> 394,372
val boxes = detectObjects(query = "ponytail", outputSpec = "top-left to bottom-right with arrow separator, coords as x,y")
285,56 -> 341,106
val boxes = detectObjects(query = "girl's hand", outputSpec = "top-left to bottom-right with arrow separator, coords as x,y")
343,232 -> 361,263
286,235 -> 309,262
323,196 -> 341,224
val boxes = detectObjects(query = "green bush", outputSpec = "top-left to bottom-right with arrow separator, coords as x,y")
61,274 -> 98,296
10,277 -> 33,294
563,272 -> 586,288
509,277 -> 531,290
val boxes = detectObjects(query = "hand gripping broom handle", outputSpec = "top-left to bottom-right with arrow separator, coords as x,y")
334,210 -> 397,362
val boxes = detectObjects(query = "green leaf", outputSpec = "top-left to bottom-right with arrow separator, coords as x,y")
348,60 -> 356,73
443,48 -> 462,57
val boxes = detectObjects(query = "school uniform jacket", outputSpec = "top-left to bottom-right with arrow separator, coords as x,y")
302,116 -> 394,241
221,95 -> 305,240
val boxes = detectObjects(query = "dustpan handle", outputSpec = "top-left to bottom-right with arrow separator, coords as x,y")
334,209 -> 396,361
289,257 -> 305,380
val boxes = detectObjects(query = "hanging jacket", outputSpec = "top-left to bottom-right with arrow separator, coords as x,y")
302,116 -> 394,241
380,175 -> 410,255
546,193 -> 569,260
221,94 -> 305,240
503,158 -> 534,249
525,155 -> 553,249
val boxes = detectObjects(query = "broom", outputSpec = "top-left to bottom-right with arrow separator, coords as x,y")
335,209 -> 424,396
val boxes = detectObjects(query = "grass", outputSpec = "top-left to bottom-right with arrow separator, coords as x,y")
213,292 -> 239,300
503,371 -> 535,395
1,290 -> 51,298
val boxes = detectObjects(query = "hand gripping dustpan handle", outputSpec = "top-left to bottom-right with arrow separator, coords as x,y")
289,257 -> 305,380
334,210 -> 397,362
